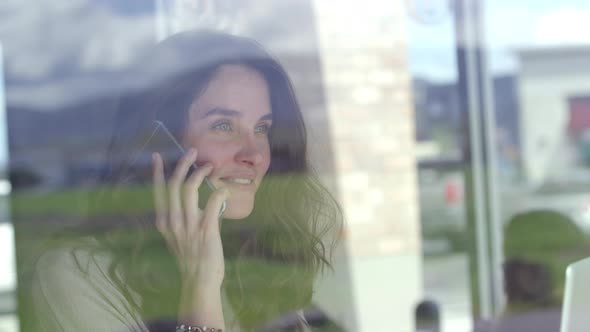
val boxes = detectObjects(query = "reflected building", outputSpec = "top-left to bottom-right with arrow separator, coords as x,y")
517,46 -> 590,184
412,75 -> 520,181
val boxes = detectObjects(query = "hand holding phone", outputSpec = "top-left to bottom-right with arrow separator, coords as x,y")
150,123 -> 230,289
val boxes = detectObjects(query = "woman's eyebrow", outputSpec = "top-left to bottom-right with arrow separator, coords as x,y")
201,108 -> 273,121
201,107 -> 241,119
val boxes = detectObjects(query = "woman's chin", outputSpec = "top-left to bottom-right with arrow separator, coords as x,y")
222,201 -> 254,220
215,189 -> 258,219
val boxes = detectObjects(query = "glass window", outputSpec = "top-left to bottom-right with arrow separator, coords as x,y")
2,1 -> 589,331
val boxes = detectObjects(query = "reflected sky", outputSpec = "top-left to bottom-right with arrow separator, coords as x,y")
1,0 -> 589,104
0,0 -> 156,110
0,0 -> 321,111
408,0 -> 590,82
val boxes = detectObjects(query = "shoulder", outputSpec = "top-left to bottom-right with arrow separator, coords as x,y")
32,239 -> 147,332
35,239 -> 117,294
36,242 -> 97,275
35,242 -> 95,288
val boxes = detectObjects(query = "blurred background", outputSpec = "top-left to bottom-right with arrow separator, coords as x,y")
1,0 -> 590,331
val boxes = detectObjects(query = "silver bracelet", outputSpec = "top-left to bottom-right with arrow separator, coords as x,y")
175,324 -> 222,332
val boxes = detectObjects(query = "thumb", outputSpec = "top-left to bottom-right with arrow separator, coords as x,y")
202,187 -> 230,234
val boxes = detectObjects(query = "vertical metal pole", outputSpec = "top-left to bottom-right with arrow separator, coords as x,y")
475,0 -> 506,315
453,0 -> 503,320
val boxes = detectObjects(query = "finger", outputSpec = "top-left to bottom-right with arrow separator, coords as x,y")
168,148 -> 198,236
152,156 -> 177,252
184,163 -> 213,234
153,153 -> 176,251
202,187 -> 230,235
152,153 -> 168,232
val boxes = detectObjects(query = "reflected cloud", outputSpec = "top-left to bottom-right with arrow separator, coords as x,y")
0,0 -> 155,109
534,7 -> 590,45
0,0 -> 320,110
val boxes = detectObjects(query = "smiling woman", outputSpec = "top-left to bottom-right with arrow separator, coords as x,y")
183,64 -> 273,220
30,30 -> 343,332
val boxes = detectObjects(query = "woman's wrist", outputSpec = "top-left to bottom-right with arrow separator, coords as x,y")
181,273 -> 223,293
179,262 -> 224,289
178,281 -> 225,331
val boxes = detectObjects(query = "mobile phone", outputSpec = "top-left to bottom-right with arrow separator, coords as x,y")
145,120 -> 226,217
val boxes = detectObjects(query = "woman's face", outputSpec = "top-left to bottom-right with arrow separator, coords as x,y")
183,64 -> 272,219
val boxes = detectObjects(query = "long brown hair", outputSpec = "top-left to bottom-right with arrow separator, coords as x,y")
89,30 -> 342,330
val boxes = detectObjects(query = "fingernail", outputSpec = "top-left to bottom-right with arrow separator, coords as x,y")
152,152 -> 158,163
189,148 -> 197,156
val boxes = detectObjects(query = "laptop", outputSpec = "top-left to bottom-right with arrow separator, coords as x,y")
561,257 -> 590,332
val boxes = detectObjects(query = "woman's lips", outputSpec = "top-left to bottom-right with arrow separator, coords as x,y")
219,177 -> 256,190
212,169 -> 257,190
220,177 -> 253,185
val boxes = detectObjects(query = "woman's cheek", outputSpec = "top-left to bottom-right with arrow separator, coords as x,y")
194,140 -> 227,165
197,149 -> 236,181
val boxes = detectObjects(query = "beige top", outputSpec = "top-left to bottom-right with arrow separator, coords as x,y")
31,243 -> 311,332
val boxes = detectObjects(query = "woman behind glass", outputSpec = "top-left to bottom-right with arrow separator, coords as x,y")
31,30 -> 343,331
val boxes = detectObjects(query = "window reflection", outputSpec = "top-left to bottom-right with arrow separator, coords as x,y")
3,0 -> 590,331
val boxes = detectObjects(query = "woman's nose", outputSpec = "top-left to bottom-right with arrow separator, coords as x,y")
235,137 -> 264,166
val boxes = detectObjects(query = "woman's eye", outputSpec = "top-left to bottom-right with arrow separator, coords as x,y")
255,123 -> 271,134
212,121 -> 232,132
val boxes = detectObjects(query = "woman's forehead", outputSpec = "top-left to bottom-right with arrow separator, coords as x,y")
189,64 -> 272,120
